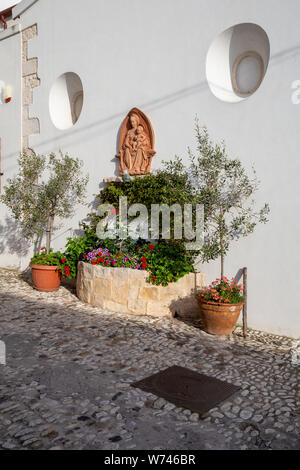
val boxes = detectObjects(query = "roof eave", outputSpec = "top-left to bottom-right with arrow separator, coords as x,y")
12,0 -> 39,20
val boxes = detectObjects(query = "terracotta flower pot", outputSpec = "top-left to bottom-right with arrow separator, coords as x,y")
31,265 -> 61,292
196,296 -> 244,335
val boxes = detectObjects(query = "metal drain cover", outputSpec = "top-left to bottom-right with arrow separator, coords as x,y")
132,365 -> 240,414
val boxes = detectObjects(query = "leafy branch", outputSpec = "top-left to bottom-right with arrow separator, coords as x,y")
0,150 -> 89,254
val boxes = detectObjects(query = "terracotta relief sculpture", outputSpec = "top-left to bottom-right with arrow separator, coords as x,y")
116,108 -> 156,176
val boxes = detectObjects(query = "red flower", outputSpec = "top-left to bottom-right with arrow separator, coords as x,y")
142,262 -> 147,270
152,276 -> 156,280
61,258 -> 66,264
141,257 -> 147,262
40,247 -> 45,251
137,245 -> 140,250
148,244 -> 154,250
92,261 -> 96,265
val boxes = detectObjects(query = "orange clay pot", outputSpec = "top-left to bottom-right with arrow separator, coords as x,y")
196,296 -> 244,335
30,265 -> 61,292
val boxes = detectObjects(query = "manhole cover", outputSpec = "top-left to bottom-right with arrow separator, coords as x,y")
132,365 -> 240,414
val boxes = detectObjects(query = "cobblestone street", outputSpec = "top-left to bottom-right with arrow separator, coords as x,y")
0,268 -> 299,450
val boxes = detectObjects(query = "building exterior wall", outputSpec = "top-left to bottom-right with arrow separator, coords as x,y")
0,0 -> 299,337
0,28 -> 22,268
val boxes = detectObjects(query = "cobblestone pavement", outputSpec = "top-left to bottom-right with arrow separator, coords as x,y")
0,268 -> 299,450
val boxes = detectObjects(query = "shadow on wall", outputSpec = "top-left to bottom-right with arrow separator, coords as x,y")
4,80 -> 209,169
79,178 -> 110,230
3,36 -> 300,170
0,216 -> 31,257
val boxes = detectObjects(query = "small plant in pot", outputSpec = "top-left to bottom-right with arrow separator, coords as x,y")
30,248 -> 70,292
196,277 -> 244,335
182,122 -> 270,334
0,150 -> 88,291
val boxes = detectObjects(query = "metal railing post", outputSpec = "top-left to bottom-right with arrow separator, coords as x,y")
242,267 -> 248,338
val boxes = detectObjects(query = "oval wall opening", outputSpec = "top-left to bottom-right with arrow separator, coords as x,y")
49,72 -> 83,130
206,23 -> 270,103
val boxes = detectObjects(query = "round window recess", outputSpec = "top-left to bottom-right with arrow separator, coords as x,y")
206,23 -> 270,103
49,72 -> 84,130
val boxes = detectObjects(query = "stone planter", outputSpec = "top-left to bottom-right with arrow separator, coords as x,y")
76,261 -> 206,318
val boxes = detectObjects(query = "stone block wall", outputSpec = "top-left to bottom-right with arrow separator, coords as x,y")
22,24 -> 40,150
76,261 -> 206,318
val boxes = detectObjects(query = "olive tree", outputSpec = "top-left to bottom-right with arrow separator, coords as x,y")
188,121 -> 270,278
1,150 -> 89,254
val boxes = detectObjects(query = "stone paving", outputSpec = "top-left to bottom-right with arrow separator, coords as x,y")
0,268 -> 299,450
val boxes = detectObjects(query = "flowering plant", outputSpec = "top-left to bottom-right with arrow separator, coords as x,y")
30,248 -> 71,277
199,277 -> 244,304
136,241 -> 194,286
82,241 -> 194,286
84,248 -> 142,270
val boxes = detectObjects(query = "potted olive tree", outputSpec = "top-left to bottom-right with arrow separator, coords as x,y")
188,122 -> 270,334
1,150 -> 88,291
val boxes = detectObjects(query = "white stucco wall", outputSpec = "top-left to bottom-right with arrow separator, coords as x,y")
0,29 -> 23,268
0,0 -> 299,338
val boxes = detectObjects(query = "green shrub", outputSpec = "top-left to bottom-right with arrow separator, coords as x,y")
78,163 -> 198,285
136,241 -> 194,286
62,230 -> 102,279
83,163 -> 196,238
62,231 -> 146,279
30,248 -> 66,272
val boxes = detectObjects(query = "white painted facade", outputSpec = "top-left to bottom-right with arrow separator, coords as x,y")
0,0 -> 299,338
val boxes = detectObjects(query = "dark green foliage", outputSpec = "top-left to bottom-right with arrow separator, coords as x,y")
83,165 -> 196,235
30,250 -> 64,268
78,164 -> 198,285
62,230 -> 102,279
137,241 -> 194,286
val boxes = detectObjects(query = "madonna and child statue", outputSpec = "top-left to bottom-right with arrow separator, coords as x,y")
116,108 -> 156,176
